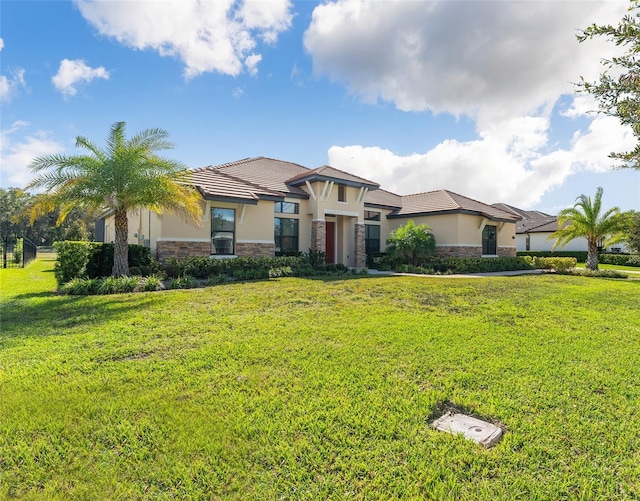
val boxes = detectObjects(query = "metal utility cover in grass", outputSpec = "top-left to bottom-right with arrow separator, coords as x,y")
432,413 -> 502,448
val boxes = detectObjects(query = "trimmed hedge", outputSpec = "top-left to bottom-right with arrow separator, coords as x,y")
372,254 -> 579,274
518,251 -> 640,267
372,255 -> 536,274
598,253 -> 640,267
528,257 -> 577,272
162,255 -> 320,280
54,241 -> 154,286
517,250 -> 589,263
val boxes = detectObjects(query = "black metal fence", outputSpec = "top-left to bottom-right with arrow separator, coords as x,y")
1,235 -> 37,268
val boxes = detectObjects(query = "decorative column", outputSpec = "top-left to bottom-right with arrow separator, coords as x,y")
354,223 -> 366,268
311,220 -> 326,253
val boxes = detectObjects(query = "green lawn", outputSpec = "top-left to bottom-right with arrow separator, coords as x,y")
1,258 -> 639,500
575,262 -> 640,272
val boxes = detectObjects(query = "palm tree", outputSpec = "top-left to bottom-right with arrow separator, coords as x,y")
26,121 -> 202,276
550,187 -> 629,270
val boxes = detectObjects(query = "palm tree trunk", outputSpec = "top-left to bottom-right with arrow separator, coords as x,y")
113,208 -> 129,277
586,240 -> 599,271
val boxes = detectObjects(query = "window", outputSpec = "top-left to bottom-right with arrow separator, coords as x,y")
274,217 -> 299,253
211,208 -> 235,255
364,210 -> 381,221
275,201 -> 299,214
482,224 -> 497,255
365,224 -> 381,255
338,185 -> 346,202
525,233 -> 530,251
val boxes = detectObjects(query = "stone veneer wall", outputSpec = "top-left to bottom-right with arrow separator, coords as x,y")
157,241 -> 276,261
235,242 -> 275,257
497,247 -> 517,257
311,221 -> 326,253
435,245 -> 481,257
354,223 -> 366,268
157,241 -> 211,261
435,245 -> 516,257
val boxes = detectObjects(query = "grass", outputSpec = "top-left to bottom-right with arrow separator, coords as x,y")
575,262 -> 640,272
1,257 -> 639,499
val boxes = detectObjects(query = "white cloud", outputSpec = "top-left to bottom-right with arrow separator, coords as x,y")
0,122 -> 65,188
232,86 -> 243,99
74,0 -> 293,78
0,68 -> 26,103
244,53 -> 262,76
0,38 -> 4,51
304,0 -> 626,126
308,1 -> 634,207
328,99 -> 635,207
52,59 -> 110,97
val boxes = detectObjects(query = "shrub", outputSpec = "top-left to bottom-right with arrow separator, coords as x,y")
517,250 -> 589,263
118,276 -> 139,293
12,238 -> 23,265
54,241 -> 92,286
269,266 -> 294,278
371,254 -> 395,271
86,243 -> 152,278
97,276 -> 120,295
168,275 -> 200,289
386,220 -> 436,266
55,241 -> 155,286
599,253 -> 640,267
303,249 -> 327,270
60,277 -> 95,295
207,274 -> 231,286
412,256 -> 535,274
142,275 -> 162,292
561,268 -> 629,279
533,257 -> 577,272
376,256 -> 540,275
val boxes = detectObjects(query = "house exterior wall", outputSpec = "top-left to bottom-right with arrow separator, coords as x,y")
518,232 -> 627,253
98,184 -> 518,265
154,200 -> 276,260
523,232 -> 588,252
386,213 -> 517,257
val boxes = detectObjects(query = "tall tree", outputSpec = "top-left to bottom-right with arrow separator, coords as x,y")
27,121 -> 202,276
577,1 -> 640,170
550,187 -> 629,270
624,210 -> 640,253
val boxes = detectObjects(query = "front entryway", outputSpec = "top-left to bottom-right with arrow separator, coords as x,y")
325,221 -> 335,264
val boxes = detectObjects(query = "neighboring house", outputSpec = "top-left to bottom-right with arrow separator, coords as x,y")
99,157 -> 520,267
493,203 -> 626,253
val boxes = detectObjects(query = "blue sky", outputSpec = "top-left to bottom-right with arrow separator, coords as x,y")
1,0 -> 639,214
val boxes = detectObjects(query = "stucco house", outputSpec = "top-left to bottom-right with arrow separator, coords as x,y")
492,203 -> 626,253
97,157 -> 520,267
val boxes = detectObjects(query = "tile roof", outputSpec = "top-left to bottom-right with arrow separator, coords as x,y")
287,165 -> 380,189
517,217 -> 559,233
386,190 -> 520,221
364,188 -> 403,208
492,203 -> 551,220
188,157 -> 522,225
213,157 -> 310,197
493,203 -> 559,233
188,167 -> 283,203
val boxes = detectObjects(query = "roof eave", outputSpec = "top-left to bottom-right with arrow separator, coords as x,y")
288,175 -> 379,190
203,195 -> 259,205
387,209 -> 517,221
364,201 -> 401,210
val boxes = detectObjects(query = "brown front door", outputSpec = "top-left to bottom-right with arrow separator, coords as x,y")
325,221 -> 335,264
